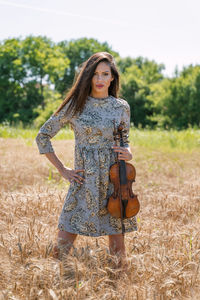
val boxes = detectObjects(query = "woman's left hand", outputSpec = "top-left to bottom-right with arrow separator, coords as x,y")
112,146 -> 133,161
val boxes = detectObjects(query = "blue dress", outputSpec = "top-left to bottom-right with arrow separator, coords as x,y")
36,95 -> 137,236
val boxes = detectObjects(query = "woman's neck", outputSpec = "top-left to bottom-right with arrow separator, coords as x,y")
90,92 -> 109,99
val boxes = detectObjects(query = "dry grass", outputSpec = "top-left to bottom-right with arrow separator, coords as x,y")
0,138 -> 200,299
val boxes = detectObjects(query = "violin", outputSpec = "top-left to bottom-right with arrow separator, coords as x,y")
107,121 -> 140,233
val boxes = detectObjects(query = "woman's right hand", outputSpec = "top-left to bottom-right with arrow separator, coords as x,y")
59,166 -> 85,184
43,153 -> 84,184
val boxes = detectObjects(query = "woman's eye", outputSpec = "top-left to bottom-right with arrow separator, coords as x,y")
93,73 -> 109,77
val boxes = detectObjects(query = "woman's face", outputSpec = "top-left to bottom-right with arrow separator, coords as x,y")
91,61 -> 114,97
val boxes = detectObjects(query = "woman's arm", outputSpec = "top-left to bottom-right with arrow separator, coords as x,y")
44,152 -> 65,174
44,152 -> 84,184
35,103 -> 72,154
112,101 -> 133,161
112,145 -> 133,161
35,101 -> 84,184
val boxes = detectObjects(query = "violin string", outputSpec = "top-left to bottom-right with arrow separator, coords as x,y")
113,119 -> 125,235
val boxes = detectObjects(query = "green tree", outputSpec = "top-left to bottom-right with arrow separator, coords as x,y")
0,36 -> 69,124
117,56 -> 165,83
119,58 -> 165,127
0,38 -> 27,123
146,79 -> 172,128
22,35 -> 70,108
1,35 -> 199,129
161,65 -> 200,128
116,56 -> 136,74
33,86 -> 63,128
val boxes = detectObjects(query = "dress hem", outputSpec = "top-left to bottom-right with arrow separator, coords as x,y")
57,224 -> 137,237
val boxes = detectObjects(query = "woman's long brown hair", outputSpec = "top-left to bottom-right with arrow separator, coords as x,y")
53,52 -> 120,117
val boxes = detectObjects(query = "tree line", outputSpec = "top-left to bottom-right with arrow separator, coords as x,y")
0,36 -> 199,129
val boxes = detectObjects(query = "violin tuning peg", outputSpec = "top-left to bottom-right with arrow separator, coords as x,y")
123,138 -> 130,142
122,135 -> 129,140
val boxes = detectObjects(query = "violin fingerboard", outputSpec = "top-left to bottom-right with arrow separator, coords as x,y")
119,160 -> 127,185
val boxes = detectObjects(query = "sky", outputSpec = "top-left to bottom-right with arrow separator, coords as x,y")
0,0 -> 199,77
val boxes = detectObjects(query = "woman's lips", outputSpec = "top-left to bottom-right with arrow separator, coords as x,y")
96,84 -> 104,88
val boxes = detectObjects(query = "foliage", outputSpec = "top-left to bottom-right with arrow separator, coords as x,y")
0,36 -> 200,129
21,36 -> 69,107
161,65 -> 200,128
119,57 -> 165,127
0,36 -> 69,124
145,65 -> 200,129
146,78 -> 172,128
33,86 -> 63,128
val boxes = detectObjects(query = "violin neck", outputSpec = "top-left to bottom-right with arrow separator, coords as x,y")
119,160 -> 127,185
119,135 -> 127,185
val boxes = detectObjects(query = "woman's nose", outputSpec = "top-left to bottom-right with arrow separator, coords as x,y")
96,74 -> 103,81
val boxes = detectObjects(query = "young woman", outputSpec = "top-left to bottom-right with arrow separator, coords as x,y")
36,52 -> 137,264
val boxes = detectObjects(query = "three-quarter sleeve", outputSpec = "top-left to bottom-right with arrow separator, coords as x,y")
120,102 -> 131,148
35,101 -> 73,154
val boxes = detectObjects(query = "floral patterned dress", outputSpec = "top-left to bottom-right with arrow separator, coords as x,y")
36,95 -> 137,236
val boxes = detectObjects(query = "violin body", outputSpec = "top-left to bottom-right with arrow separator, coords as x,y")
107,162 -> 140,218
107,121 -> 140,221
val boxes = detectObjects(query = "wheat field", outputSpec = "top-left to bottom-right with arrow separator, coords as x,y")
0,136 -> 200,299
